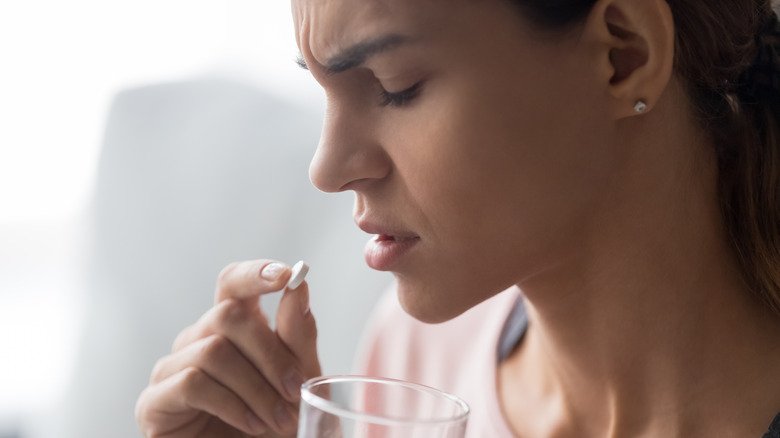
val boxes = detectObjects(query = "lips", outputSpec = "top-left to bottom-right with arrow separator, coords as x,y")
357,217 -> 421,271
374,234 -> 419,243
356,218 -> 420,241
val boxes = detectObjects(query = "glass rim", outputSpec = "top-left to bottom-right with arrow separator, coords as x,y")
300,375 -> 470,427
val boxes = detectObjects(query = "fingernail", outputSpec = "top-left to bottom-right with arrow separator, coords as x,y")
274,402 -> 295,431
283,370 -> 304,401
261,263 -> 286,281
246,411 -> 266,434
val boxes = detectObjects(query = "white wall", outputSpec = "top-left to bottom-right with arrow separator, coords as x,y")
0,0 -> 321,224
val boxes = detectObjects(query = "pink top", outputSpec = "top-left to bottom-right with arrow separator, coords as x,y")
353,285 -> 523,437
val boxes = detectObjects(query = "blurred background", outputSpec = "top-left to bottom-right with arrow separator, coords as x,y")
0,1 -> 391,437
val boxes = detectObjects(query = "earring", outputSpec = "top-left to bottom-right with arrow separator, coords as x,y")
634,100 -> 648,113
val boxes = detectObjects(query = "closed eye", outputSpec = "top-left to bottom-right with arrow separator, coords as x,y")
379,81 -> 424,107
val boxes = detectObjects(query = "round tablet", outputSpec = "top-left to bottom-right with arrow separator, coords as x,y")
286,260 -> 309,290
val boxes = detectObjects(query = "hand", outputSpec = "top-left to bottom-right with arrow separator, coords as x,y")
135,260 -> 321,437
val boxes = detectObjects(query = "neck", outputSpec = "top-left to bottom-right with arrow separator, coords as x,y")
508,94 -> 780,437
518,218 -> 779,436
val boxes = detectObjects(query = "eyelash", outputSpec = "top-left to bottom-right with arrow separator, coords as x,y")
379,81 -> 423,108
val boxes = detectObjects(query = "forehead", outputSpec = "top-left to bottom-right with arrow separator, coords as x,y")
292,0 -> 440,63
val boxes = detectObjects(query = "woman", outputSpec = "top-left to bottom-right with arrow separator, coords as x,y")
135,0 -> 780,436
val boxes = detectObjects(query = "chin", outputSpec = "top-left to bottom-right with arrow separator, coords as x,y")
394,276 -> 474,324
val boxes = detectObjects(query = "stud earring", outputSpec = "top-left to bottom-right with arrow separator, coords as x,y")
634,100 -> 648,113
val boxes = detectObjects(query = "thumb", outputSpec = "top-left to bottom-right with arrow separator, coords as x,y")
276,281 -> 321,377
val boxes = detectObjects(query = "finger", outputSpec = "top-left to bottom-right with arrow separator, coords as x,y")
215,260 -> 292,304
172,323 -> 199,353
276,281 -> 321,378
170,298 -> 308,404
150,335 -> 300,435
138,367 -> 268,437
175,280 -> 273,353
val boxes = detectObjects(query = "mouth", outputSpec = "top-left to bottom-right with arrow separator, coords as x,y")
374,234 -> 420,243
364,234 -> 421,271
356,218 -> 420,241
356,218 -> 421,271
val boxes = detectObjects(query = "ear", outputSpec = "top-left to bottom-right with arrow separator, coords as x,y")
580,0 -> 675,119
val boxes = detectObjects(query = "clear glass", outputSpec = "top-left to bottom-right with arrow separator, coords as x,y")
298,375 -> 470,438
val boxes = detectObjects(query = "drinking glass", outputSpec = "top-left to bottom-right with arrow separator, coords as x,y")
297,375 -> 470,438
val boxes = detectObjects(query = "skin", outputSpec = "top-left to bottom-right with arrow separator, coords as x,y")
135,0 -> 780,436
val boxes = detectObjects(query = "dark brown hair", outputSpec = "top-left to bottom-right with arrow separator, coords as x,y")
512,0 -> 780,313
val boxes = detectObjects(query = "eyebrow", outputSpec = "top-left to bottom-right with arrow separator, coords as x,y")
296,34 -> 411,75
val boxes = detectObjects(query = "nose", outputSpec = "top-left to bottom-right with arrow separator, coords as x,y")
308,101 -> 391,193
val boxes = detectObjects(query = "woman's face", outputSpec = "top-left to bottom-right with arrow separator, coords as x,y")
293,0 -> 619,323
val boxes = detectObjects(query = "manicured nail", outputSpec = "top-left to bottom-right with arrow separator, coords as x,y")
283,370 -> 305,401
261,263 -> 286,281
274,402 -> 295,431
246,411 -> 266,434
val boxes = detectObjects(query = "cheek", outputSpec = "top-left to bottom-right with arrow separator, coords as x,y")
379,68 -> 614,320
408,78 -> 592,250
391,76 -> 605,288
377,101 -> 524,320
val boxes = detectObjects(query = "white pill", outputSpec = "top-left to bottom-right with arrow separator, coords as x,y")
285,260 -> 309,290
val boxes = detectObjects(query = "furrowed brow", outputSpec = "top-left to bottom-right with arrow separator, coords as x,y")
295,34 -> 411,75
295,34 -> 410,75
325,34 -> 410,74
